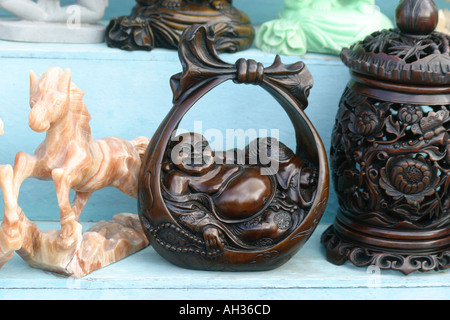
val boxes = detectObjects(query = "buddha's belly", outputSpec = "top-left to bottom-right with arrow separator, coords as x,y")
214,168 -> 274,221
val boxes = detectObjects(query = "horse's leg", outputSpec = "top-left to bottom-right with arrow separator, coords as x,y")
52,168 -> 82,249
13,151 -> 41,200
0,165 -> 19,233
0,165 -> 22,267
72,191 -> 92,222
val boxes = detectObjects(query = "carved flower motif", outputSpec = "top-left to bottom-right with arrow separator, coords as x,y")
349,104 -> 384,140
380,155 -> 440,206
398,105 -> 423,124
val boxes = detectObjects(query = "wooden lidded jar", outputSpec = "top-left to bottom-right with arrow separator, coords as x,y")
321,0 -> 450,274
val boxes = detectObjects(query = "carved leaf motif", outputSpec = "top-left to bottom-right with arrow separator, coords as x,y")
171,25 -> 233,101
170,25 -> 313,110
362,30 -> 398,53
261,56 -> 312,109
388,39 -> 432,62
385,115 -> 402,136
422,145 -> 446,161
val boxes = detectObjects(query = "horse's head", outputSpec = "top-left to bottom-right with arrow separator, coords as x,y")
28,68 -> 71,133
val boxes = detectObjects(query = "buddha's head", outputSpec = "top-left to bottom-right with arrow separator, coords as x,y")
170,132 -> 215,176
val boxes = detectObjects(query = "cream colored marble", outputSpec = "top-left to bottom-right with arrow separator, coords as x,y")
0,124 -> 22,268
0,67 -> 151,278
16,213 -> 148,278
0,165 -> 22,268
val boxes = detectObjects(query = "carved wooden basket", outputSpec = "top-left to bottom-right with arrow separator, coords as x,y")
138,25 -> 329,271
321,0 -> 450,274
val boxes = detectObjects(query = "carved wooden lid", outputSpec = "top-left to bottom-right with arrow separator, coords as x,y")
341,0 -> 450,86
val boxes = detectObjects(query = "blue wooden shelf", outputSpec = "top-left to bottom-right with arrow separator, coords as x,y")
1,222 -> 449,300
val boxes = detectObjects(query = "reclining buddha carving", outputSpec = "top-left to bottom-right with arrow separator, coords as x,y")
161,133 -> 318,253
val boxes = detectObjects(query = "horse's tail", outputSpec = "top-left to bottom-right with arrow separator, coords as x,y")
130,136 -> 151,161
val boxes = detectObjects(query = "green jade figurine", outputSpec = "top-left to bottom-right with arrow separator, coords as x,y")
256,0 -> 393,56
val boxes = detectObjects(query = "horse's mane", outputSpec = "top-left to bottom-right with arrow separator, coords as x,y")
69,83 -> 92,132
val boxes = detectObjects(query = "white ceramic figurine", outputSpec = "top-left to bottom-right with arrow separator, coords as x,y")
0,0 -> 109,43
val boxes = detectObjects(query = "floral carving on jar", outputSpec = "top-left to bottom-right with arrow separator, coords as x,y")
349,103 -> 384,141
379,155 -> 440,208
332,90 -> 449,225
398,104 -> 423,124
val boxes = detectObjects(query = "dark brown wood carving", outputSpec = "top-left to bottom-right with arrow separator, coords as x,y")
321,0 -> 450,275
138,25 -> 329,271
105,0 -> 254,52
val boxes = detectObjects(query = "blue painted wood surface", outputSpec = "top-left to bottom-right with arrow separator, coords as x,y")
0,0 -> 449,300
1,222 -> 449,300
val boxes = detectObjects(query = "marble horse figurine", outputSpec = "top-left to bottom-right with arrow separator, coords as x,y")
0,68 -> 151,278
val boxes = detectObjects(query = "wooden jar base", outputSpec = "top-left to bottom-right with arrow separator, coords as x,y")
321,212 -> 450,275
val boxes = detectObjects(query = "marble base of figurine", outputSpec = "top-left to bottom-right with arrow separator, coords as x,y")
16,212 -> 149,278
0,19 -> 106,43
